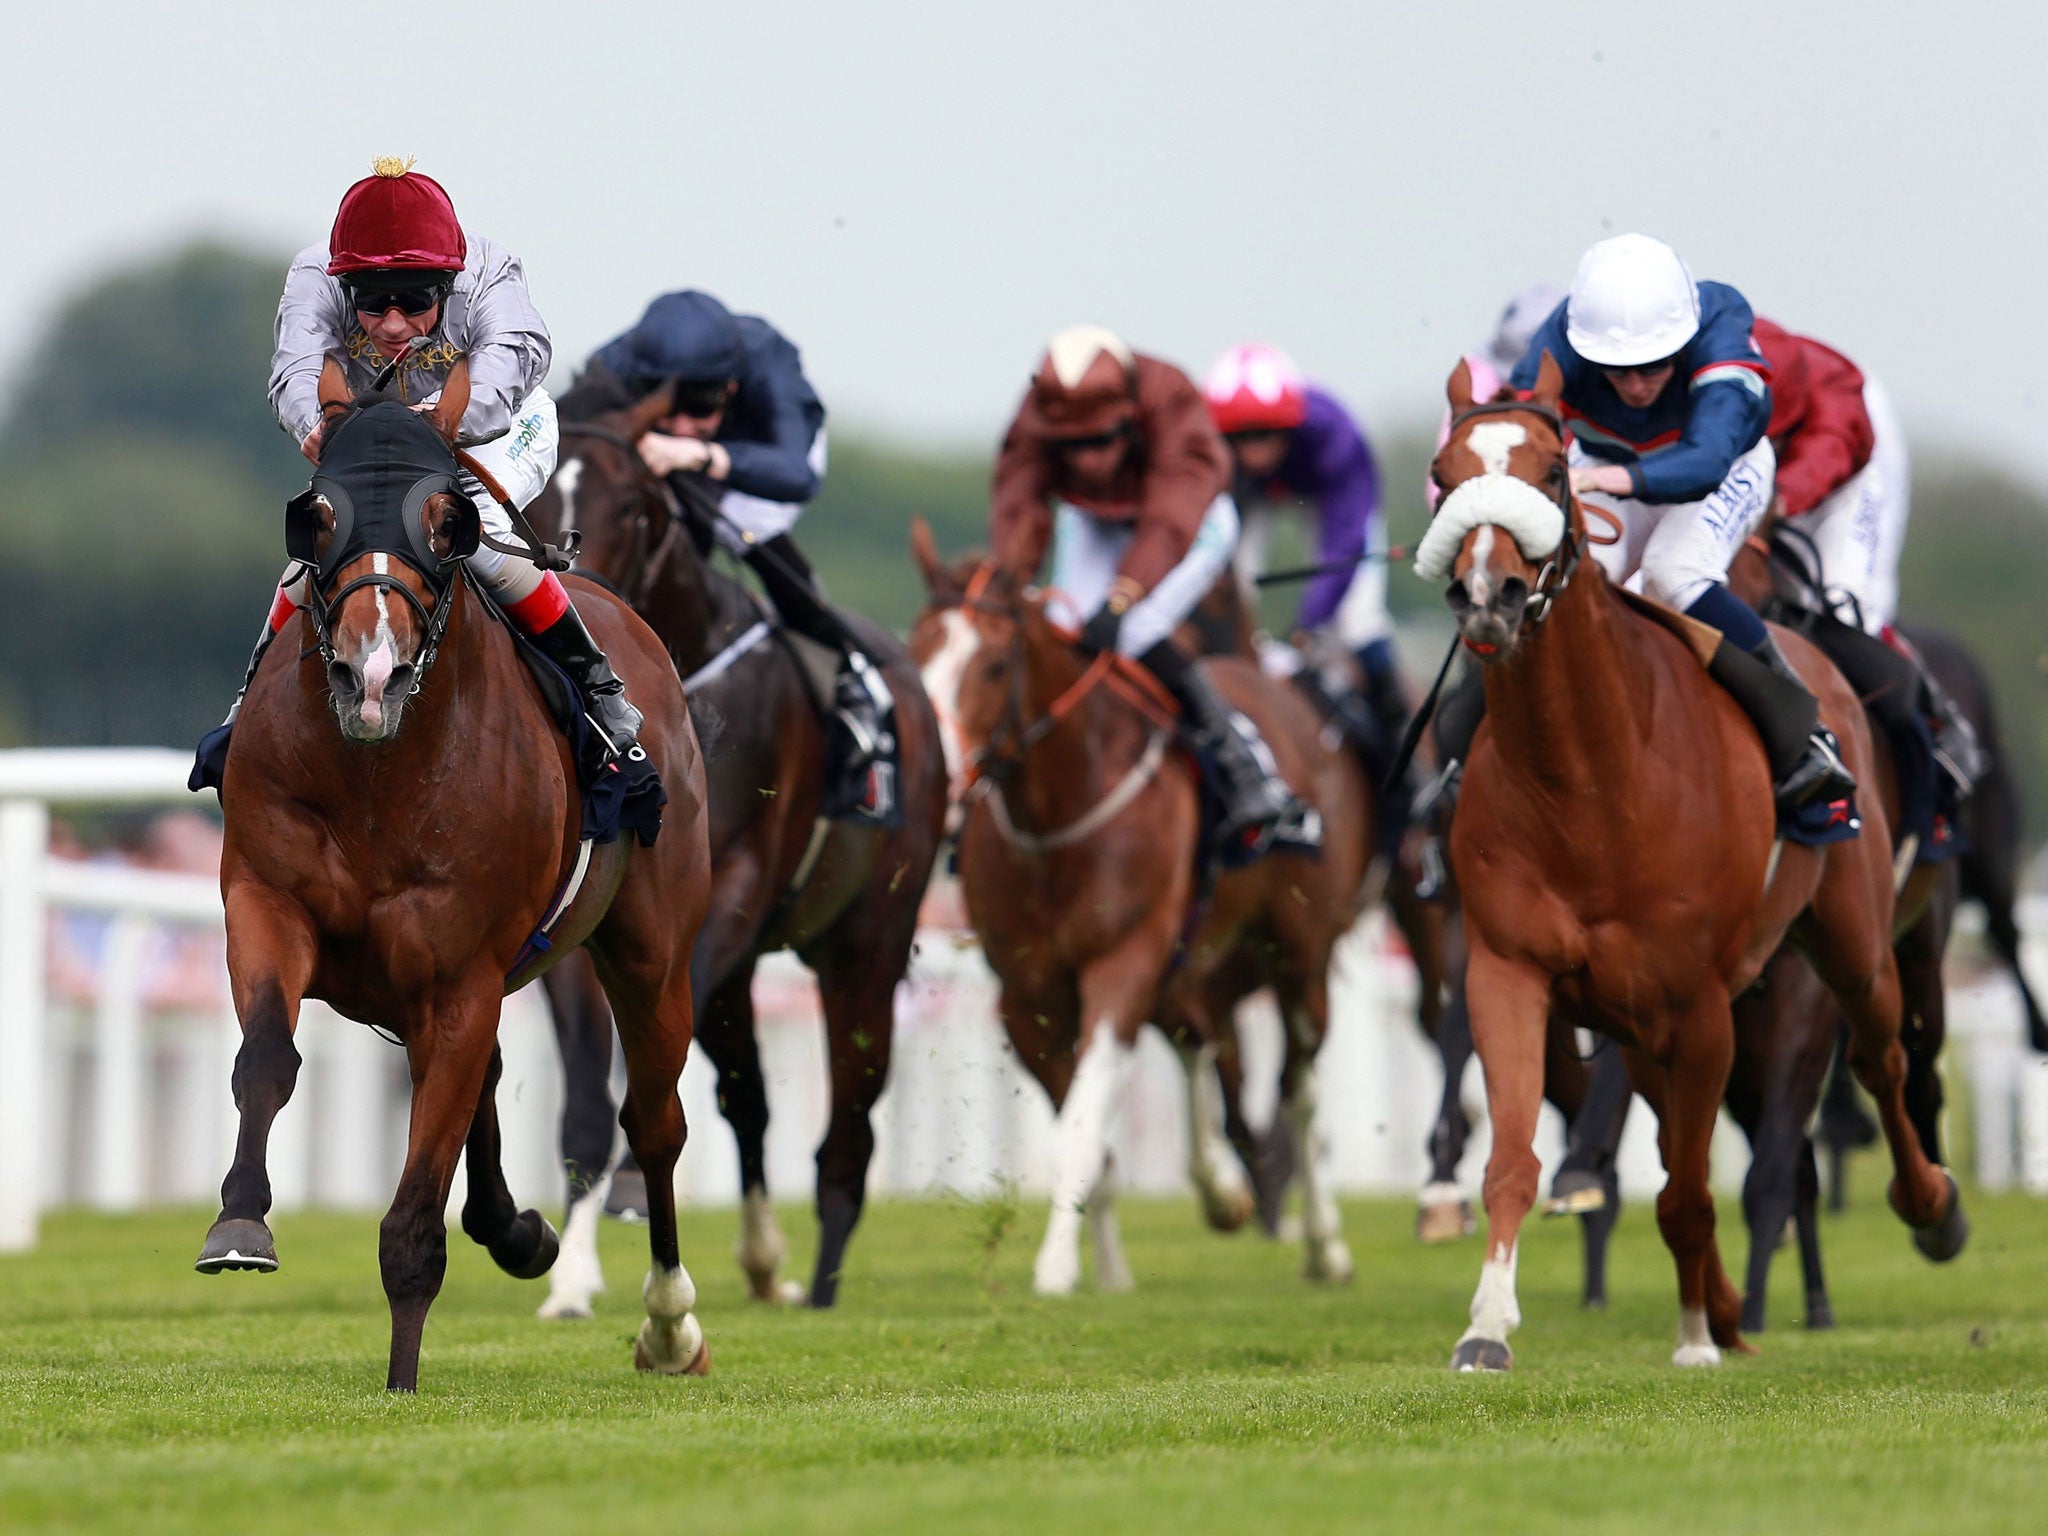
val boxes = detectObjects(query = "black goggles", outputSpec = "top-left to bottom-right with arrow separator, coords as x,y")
346,282 -> 446,317
667,380 -> 734,418
1050,426 -> 1125,452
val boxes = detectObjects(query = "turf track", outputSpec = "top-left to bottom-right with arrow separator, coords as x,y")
2,1181 -> 2044,1534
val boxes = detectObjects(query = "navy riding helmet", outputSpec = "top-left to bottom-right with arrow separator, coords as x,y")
596,290 -> 743,395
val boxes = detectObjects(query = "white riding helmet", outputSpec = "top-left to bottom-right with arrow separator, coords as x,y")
1565,234 -> 1700,367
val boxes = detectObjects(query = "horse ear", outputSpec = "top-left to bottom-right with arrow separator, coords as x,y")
318,354 -> 352,415
1447,358 -> 1475,413
620,379 -> 677,441
910,516 -> 945,592
428,358 -> 471,444
1531,350 -> 1565,407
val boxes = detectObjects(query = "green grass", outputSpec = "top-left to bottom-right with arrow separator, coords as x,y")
2,1184 -> 2045,1535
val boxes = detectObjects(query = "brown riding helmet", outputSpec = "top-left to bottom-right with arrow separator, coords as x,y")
1019,324 -> 1139,441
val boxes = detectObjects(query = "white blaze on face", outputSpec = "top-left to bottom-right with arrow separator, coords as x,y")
1466,526 -> 1496,608
917,608 -> 978,790
1466,421 -> 1527,477
357,553 -> 399,732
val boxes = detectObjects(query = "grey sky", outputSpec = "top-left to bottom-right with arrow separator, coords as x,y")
3,0 -> 2041,486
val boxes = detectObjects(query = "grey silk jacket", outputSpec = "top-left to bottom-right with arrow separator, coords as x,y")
268,232 -> 552,448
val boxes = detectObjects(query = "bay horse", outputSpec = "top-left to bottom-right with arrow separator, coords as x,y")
196,388 -> 713,1390
1424,356 -> 1963,1370
910,525 -> 1370,1291
521,386 -> 947,1312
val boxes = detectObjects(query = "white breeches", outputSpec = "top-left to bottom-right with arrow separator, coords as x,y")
278,388 -> 559,611
1797,379 -> 1908,635
459,388 -> 560,605
1046,494 -> 1239,657
1577,436 -> 1777,610
711,430 -> 829,555
1234,505 -> 1392,649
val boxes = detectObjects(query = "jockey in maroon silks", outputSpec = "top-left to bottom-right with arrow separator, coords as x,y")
198,158 -> 642,785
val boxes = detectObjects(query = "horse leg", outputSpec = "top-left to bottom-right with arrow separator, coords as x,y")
1644,993 -> 1745,1366
1419,970 -> 1478,1244
1213,1010 -> 1293,1236
1275,970 -> 1351,1284
692,966 -> 797,1305
1034,921 -> 1168,1297
1449,942 -> 1549,1371
1086,1153 -> 1136,1293
460,1043 -> 561,1280
197,895 -> 316,1274
538,955 -> 619,1319
1173,996 -> 1257,1233
1804,869 -> 1963,1256
382,988 -> 503,1392
806,935 -> 902,1309
1895,889 -> 1953,1167
1795,1135 -> 1835,1328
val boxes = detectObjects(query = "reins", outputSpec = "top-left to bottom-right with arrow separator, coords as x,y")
557,422 -> 687,610
953,560 -> 1179,852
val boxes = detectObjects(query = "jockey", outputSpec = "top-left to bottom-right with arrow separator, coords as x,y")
1201,343 -> 1413,807
579,290 -> 896,821
1510,233 -> 1856,814
1751,317 -> 1982,801
211,159 -> 641,757
992,324 -> 1319,861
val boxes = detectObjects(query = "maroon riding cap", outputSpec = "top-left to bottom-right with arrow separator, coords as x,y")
327,158 -> 468,276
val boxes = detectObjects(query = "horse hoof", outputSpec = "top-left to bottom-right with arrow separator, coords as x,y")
195,1217 -> 278,1274
1911,1172 -> 1969,1263
1673,1341 -> 1723,1367
1542,1176 -> 1607,1218
746,1277 -> 809,1307
1805,1299 -> 1837,1331
1416,1200 -> 1475,1245
1304,1241 -> 1355,1285
536,1295 -> 595,1321
1200,1186 -> 1255,1234
490,1211 -> 559,1281
1741,1297 -> 1767,1335
1451,1337 -> 1512,1373
633,1316 -> 711,1376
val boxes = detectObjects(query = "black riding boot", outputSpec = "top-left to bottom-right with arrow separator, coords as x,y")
528,602 -> 643,757
1140,640 -> 1319,863
1706,634 -> 1857,811
1886,629 -> 1987,798
189,615 -> 281,793
742,534 -> 897,820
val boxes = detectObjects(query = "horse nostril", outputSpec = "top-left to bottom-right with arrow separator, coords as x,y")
387,663 -> 416,696
1447,580 -> 1474,617
327,660 -> 362,699
1499,576 -> 1529,609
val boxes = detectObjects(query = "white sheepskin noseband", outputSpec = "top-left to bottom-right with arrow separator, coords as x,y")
1414,474 -> 1566,582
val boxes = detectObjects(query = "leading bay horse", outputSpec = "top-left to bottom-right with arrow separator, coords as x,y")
911,527 -> 1370,1291
1424,356 -> 1963,1370
523,386 -> 947,1312
197,386 -> 713,1390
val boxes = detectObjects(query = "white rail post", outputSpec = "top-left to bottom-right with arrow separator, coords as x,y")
0,798 -> 51,1251
90,916 -> 152,1210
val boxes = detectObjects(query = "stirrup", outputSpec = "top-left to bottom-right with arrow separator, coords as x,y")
1930,714 -> 1985,799
1775,727 -> 1857,810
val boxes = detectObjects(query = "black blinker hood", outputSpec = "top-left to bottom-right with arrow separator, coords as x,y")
285,397 -> 473,583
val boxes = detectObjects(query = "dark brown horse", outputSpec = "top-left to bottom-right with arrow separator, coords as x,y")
522,388 -> 947,1312
197,388 -> 713,1390
1425,357 -> 1961,1371
910,527 -> 1371,1290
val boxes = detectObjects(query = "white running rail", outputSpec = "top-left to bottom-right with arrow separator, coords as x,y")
4,747 -> 2045,1256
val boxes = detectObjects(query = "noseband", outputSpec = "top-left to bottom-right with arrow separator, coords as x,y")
557,422 -> 690,609
1440,397 -> 1588,630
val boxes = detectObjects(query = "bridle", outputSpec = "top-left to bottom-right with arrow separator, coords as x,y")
953,562 -> 1173,785
556,421 -> 691,610
1438,396 -> 1610,631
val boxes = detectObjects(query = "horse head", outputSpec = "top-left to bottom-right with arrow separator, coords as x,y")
533,384 -> 699,612
910,518 -> 1082,800
1418,353 -> 1581,662
287,388 -> 477,742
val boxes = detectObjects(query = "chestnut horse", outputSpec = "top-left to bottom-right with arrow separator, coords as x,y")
910,524 -> 1370,1291
1423,357 -> 1962,1370
197,392 -> 713,1390
522,389 -> 947,1312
